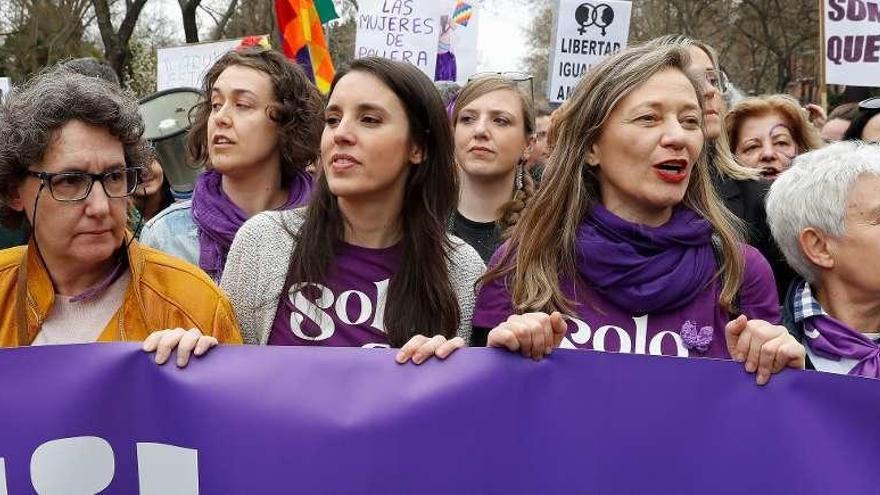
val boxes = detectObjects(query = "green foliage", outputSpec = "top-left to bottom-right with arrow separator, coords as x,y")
124,35 -> 157,99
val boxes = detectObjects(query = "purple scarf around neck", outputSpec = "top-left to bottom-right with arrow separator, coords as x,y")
575,203 -> 716,315
191,169 -> 312,281
805,315 -> 880,379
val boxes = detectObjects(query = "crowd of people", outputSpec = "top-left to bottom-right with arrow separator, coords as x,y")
0,34 -> 878,381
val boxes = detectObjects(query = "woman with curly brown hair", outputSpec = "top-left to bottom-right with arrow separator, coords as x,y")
140,47 -> 323,281
450,75 -> 535,263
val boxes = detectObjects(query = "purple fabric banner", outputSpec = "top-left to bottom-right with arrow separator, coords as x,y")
0,344 -> 878,493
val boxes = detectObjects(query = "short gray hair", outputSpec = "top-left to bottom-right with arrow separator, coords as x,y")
0,66 -> 151,228
766,141 -> 880,282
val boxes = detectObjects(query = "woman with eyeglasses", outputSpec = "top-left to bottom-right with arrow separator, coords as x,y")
450,74 -> 536,265
140,47 -> 323,282
725,95 -> 824,180
471,44 -> 804,385
650,35 -> 798,298
843,98 -> 880,143
0,67 -> 241,348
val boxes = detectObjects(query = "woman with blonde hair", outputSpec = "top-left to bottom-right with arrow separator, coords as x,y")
648,36 -> 768,226
651,35 -> 794,298
726,94 -> 824,180
472,44 -> 805,385
450,75 -> 535,263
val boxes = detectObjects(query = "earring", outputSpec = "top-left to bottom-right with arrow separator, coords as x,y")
515,158 -> 525,190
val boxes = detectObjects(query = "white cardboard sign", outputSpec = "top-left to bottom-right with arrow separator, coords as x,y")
355,0 -> 448,78
157,38 -> 242,91
824,0 -> 880,87
547,0 -> 632,103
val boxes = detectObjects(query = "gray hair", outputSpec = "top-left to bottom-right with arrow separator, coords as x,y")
0,67 -> 151,228
766,141 -> 880,282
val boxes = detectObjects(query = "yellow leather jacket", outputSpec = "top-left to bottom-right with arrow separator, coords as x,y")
0,238 -> 242,346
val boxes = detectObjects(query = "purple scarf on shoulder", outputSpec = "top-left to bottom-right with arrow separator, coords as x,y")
805,315 -> 880,379
191,169 -> 312,281
576,204 -> 716,315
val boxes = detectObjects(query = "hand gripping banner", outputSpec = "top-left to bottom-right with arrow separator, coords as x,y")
0,344 -> 878,493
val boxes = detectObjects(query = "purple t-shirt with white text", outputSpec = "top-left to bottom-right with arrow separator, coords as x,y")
269,242 -> 400,348
472,245 -> 780,359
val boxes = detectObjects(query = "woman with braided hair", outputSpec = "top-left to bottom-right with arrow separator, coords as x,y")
450,75 -> 535,264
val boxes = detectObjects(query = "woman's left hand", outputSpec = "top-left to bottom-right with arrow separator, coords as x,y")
725,315 -> 806,385
395,335 -> 465,365
142,328 -> 219,368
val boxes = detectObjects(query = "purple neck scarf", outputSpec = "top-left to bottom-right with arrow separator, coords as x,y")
191,169 -> 312,281
576,204 -> 716,315
805,315 -> 880,379
70,250 -> 128,303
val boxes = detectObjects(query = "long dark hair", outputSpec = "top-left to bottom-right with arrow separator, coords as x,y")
286,57 -> 461,346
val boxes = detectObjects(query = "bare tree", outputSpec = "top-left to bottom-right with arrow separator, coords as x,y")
179,0 -> 200,43
521,2 -> 553,105
220,0 -> 275,41
92,0 -> 149,81
0,0 -> 97,81
630,0 -> 819,100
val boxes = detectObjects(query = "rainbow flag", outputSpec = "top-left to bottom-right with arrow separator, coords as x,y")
453,0 -> 473,26
275,0 -> 337,94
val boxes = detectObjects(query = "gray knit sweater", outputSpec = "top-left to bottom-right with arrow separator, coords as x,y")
220,208 -> 486,345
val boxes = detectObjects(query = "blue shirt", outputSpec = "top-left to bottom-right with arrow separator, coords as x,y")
139,200 -> 199,266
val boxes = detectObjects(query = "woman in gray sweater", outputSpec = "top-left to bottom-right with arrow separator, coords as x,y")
220,57 -> 484,364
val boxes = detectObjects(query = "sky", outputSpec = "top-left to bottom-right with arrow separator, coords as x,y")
475,0 -> 530,72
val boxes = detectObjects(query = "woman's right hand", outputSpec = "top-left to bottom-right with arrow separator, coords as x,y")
142,328 -> 218,368
487,312 -> 568,360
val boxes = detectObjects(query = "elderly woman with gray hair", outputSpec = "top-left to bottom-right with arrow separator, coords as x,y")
0,66 -> 241,362
767,141 -> 880,378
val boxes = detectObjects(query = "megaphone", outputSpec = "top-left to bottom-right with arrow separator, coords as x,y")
139,88 -> 203,197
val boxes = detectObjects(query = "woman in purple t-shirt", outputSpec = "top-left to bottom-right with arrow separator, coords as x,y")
220,57 -> 485,363
472,44 -> 806,385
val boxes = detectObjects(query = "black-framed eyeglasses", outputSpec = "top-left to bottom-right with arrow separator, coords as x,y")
859,97 -> 880,110
468,71 -> 534,104
26,167 -> 142,202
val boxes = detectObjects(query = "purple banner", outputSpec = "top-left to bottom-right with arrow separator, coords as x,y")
0,344 -> 878,493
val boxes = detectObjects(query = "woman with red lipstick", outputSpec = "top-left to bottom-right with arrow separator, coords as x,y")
651,35 -> 800,299
471,44 -> 805,385
140,47 -> 323,282
450,75 -> 535,264
219,57 -> 485,362
726,95 -> 824,180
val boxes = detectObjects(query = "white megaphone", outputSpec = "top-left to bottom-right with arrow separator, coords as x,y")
139,88 -> 203,198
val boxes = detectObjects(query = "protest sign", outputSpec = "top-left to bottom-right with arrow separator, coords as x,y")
824,0 -> 880,87
548,0 -> 632,103
156,38 -> 243,91
0,78 -> 10,102
0,344 -> 878,493
435,0 -> 480,84
355,0 -> 448,77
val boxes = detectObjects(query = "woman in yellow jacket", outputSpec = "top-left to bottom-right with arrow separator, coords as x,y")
0,65 -> 242,359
